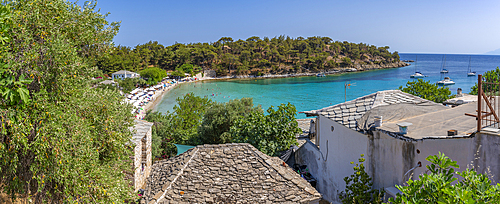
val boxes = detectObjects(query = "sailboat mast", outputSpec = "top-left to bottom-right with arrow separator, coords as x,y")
415,55 -> 417,72
468,56 -> 471,72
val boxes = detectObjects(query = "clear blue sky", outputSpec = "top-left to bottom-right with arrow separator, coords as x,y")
94,0 -> 500,54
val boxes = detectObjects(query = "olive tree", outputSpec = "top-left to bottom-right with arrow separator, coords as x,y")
0,1 -> 137,203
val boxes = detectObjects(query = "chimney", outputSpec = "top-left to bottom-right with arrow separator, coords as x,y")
374,116 -> 382,127
396,122 -> 413,135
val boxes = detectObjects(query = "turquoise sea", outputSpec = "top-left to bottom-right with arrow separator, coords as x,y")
154,54 -> 500,119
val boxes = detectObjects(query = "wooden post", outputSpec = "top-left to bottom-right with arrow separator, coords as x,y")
478,74 -> 482,132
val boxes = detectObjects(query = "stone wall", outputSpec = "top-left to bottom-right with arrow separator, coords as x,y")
133,139 -> 143,191
132,119 -> 154,192
144,126 -> 152,185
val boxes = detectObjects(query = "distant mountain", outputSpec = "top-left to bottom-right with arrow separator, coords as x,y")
484,48 -> 500,55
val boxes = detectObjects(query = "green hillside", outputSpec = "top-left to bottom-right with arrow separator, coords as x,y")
97,36 -> 402,76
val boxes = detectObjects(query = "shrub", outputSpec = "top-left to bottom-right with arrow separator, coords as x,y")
339,154 -> 384,204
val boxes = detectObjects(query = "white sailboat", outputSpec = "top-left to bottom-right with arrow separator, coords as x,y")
410,56 -> 425,78
436,56 -> 454,85
440,55 -> 449,73
436,76 -> 455,85
467,56 -> 476,76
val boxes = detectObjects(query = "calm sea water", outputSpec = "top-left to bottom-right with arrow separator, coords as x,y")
154,53 -> 500,119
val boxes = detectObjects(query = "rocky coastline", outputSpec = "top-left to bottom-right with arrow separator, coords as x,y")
205,61 -> 409,80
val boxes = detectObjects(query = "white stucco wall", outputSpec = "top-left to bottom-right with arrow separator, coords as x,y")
367,131 -> 408,189
297,115 -> 496,204
297,114 -> 369,203
369,131 -> 475,189
473,132 -> 500,183
412,137 -> 474,180
112,73 -> 139,80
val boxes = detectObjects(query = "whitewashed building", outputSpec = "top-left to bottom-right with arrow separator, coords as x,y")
112,70 -> 140,80
299,90 -> 500,203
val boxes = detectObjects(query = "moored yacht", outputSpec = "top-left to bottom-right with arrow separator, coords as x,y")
409,56 -> 426,78
467,56 -> 476,76
440,55 -> 449,73
410,72 -> 425,78
436,77 -> 455,86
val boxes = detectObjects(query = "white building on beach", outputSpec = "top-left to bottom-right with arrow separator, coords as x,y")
112,70 -> 140,80
299,90 -> 500,203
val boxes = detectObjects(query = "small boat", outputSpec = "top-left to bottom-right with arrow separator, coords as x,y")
410,56 -> 426,78
436,77 -> 455,86
440,69 -> 449,74
316,73 -> 325,77
467,56 -> 476,76
410,72 -> 425,78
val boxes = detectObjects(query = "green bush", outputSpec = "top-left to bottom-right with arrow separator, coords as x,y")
198,98 -> 262,144
116,77 -> 146,93
399,79 -> 454,103
145,95 -> 301,158
389,152 -> 500,203
339,154 -> 384,204
230,103 -> 300,156
139,67 -> 167,83
470,67 -> 500,95
0,1 -> 136,202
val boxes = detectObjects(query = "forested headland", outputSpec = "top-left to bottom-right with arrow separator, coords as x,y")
97,36 -> 405,77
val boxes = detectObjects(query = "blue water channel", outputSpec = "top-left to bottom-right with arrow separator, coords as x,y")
154,53 -> 500,119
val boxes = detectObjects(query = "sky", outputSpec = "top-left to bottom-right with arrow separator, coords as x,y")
93,0 -> 500,54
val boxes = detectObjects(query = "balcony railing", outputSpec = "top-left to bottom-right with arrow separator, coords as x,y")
465,74 -> 500,131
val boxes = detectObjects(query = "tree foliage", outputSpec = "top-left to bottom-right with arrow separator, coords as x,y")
145,96 -> 300,158
339,154 -> 384,204
139,67 -> 167,84
115,77 -> 147,93
97,36 -> 401,76
143,111 -> 172,159
1,0 -> 136,203
230,103 -> 300,156
389,152 -> 500,203
198,98 -> 262,144
399,79 -> 454,103
470,67 -> 500,95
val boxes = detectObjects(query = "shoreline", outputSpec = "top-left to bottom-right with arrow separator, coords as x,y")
138,62 -> 409,117
201,61 -> 409,81
134,82 -> 181,119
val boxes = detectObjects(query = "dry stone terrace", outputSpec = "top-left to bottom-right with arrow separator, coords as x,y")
142,143 -> 321,204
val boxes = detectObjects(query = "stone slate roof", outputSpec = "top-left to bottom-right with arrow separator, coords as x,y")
143,143 -> 321,204
112,70 -> 138,75
303,90 -> 434,131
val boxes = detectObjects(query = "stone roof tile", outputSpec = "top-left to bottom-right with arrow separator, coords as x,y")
303,90 -> 435,131
143,143 -> 321,204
